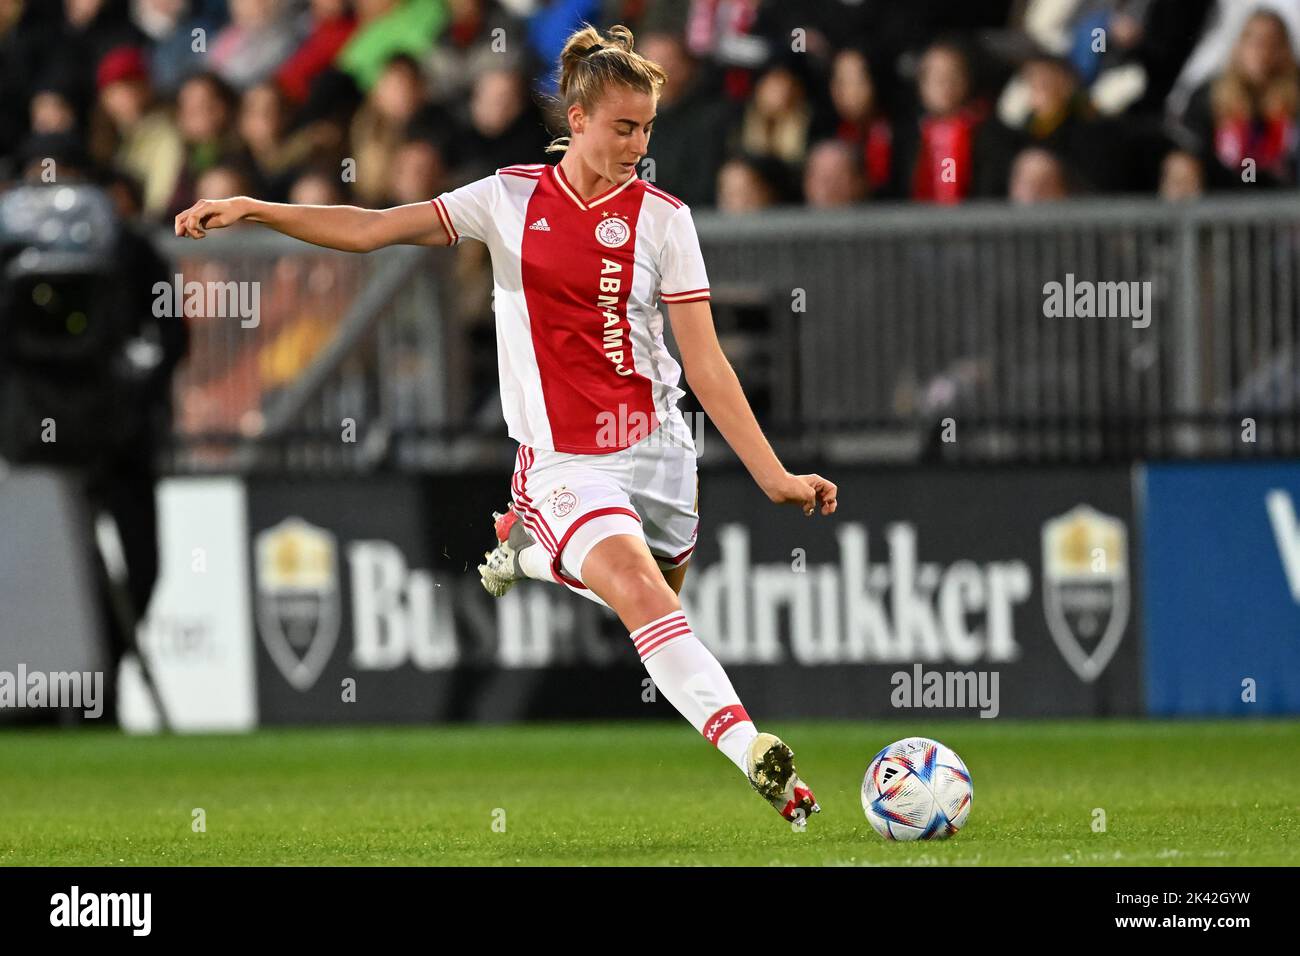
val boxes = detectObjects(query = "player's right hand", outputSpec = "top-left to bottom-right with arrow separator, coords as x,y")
175,197 -> 248,239
763,472 -> 838,517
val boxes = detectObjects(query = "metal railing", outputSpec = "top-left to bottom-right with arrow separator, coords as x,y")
160,229 -> 446,473
697,193 -> 1300,462
163,192 -> 1300,471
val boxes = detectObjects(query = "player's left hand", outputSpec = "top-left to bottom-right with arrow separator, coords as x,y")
174,197 -> 248,239
763,472 -> 837,516
795,473 -> 837,516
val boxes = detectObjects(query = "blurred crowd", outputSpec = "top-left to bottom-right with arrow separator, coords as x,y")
4,0 -> 1300,222
8,0 -> 1300,442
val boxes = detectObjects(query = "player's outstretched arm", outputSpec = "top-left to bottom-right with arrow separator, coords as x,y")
173,197 -> 453,252
667,298 -> 837,517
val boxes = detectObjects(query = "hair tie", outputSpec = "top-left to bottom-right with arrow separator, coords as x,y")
580,43 -> 604,58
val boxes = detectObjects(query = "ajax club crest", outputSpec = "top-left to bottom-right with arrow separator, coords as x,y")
254,517 -> 341,691
551,487 -> 579,518
595,215 -> 629,248
1041,505 -> 1129,683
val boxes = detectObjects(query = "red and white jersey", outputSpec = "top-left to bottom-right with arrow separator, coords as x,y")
430,161 -> 710,454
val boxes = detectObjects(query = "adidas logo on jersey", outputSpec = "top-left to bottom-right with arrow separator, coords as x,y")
529,217 -> 551,231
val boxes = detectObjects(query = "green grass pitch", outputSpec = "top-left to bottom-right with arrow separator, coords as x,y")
2,720 -> 1297,866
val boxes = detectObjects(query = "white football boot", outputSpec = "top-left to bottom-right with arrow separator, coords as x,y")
478,506 -> 537,597
745,732 -> 821,824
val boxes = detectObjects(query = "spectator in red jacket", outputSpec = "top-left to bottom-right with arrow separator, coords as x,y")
276,0 -> 357,105
830,46 -> 894,198
1182,8 -> 1299,189
904,41 -> 985,204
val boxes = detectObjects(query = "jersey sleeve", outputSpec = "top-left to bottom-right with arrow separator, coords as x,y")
659,205 -> 711,304
430,174 -> 497,246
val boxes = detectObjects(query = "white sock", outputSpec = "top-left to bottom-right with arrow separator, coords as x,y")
517,542 -> 551,581
630,610 -> 758,774
716,723 -> 759,772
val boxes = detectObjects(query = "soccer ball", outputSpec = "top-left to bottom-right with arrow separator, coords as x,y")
861,736 -> 973,841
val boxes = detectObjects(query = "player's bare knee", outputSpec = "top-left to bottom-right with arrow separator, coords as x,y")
593,555 -> 677,620
576,534 -> 679,623
612,589 -> 680,631
605,563 -> 674,606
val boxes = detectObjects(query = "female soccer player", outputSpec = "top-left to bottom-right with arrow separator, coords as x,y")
176,23 -> 838,825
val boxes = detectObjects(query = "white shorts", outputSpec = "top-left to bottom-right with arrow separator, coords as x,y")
509,423 -> 700,604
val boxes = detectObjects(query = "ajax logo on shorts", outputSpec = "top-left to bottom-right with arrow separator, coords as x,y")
551,488 -> 579,517
595,216 -> 630,248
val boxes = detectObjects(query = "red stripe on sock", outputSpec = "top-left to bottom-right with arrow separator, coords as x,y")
631,612 -> 687,648
630,610 -> 684,637
636,626 -> 693,659
701,704 -> 752,746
